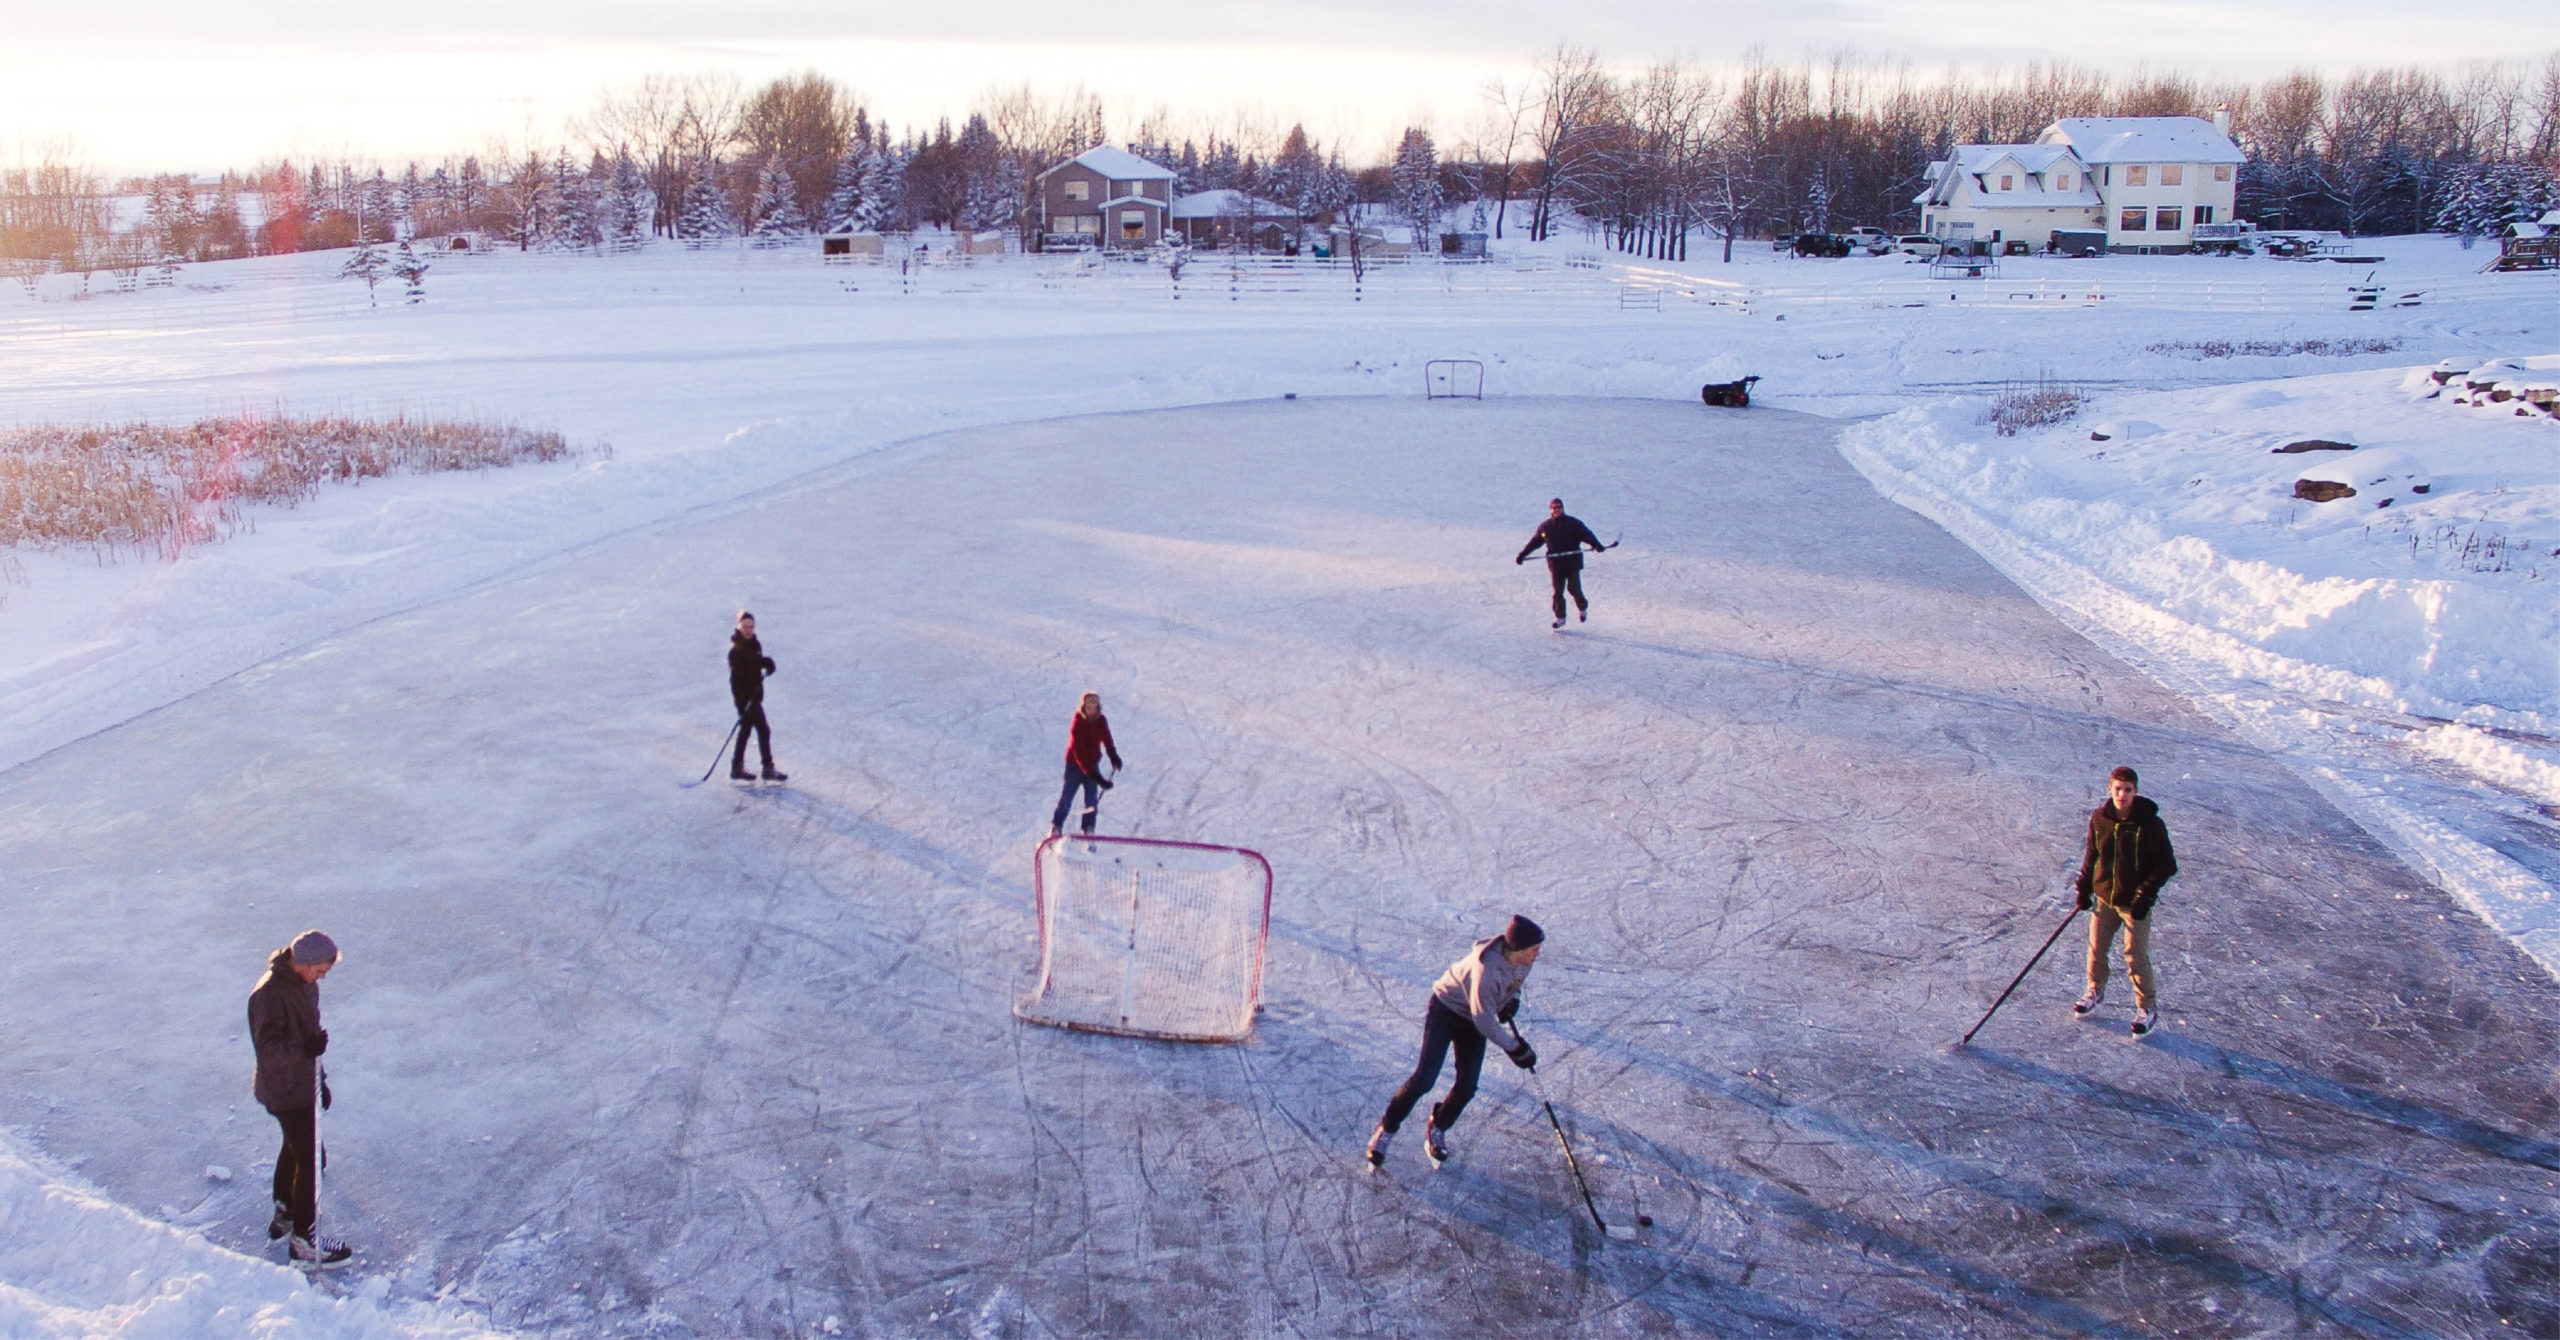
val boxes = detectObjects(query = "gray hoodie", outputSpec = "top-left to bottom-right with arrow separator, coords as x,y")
1429,937 -> 1533,1045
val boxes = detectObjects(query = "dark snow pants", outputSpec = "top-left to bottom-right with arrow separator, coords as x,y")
1050,762 -> 1102,834
1381,1000 -> 1489,1134
732,700 -> 774,775
270,1105 -> 318,1237
1547,558 -> 1587,620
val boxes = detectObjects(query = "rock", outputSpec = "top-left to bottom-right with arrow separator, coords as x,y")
2273,439 -> 2357,454
2087,419 -> 2161,442
2294,479 -> 2358,502
2296,448 -> 2429,507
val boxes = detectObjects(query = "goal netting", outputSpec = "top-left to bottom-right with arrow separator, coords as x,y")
1017,835 -> 1272,1043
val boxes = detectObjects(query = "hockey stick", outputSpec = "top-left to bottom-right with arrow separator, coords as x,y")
679,718 -> 745,788
1513,1024 -> 1640,1241
1958,905 -> 2082,1047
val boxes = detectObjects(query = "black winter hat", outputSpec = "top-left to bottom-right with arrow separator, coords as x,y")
1501,915 -> 1544,951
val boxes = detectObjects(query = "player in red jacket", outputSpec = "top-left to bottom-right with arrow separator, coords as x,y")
1048,691 -> 1124,837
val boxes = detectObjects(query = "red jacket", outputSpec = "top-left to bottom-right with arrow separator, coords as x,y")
1066,712 -> 1120,775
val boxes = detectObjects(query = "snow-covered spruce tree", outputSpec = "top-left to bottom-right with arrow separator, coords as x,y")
550,151 -> 603,252
504,152 -> 553,251
392,238 -> 429,303
606,152 -> 652,252
852,146 -> 898,231
677,158 -> 733,247
360,169 -> 395,243
746,154 -> 804,246
1390,127 -> 1444,247
820,149 -> 865,233
457,157 -> 488,231
341,240 -> 387,306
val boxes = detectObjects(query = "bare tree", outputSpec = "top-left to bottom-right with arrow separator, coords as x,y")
980,84 -> 1107,246
1527,45 -> 1617,242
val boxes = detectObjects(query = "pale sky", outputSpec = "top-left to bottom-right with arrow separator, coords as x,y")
0,2 -> 2542,175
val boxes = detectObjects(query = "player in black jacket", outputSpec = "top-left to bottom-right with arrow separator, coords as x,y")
727,611 -> 785,782
1515,498 -> 1609,628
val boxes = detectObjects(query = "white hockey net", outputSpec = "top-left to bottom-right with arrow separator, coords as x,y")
1018,835 -> 1272,1043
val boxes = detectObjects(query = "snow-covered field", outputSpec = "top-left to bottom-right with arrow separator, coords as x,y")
3,235 -> 2559,1335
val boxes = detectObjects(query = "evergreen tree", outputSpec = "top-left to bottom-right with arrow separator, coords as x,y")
360,169 -> 395,242
746,154 -> 805,244
1390,127 -> 1444,245
550,151 -> 604,251
606,152 -> 652,251
457,157 -> 488,230
392,237 -> 430,303
340,240 -> 387,306
820,149 -> 865,233
852,146 -> 898,231
677,158 -> 733,246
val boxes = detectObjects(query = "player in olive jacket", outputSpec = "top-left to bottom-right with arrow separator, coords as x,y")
248,930 -> 352,1267
2072,766 -> 2178,1036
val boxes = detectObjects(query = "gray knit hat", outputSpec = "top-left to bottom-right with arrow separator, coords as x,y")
289,930 -> 340,965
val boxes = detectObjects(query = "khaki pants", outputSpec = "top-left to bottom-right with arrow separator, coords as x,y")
2086,902 -> 2157,1011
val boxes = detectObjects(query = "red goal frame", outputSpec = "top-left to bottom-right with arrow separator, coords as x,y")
1022,833 -> 1273,1043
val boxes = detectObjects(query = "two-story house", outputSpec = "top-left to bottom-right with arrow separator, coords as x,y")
1915,112 -> 2244,254
1037,146 -> 1176,250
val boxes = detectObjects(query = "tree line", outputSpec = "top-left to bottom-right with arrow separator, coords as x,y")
3,50 -> 2556,277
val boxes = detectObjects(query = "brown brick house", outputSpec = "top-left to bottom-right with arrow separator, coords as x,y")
1037,146 -> 1176,250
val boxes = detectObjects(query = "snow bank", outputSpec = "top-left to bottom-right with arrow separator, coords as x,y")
1842,355 -> 2560,978
0,1133 -> 502,1338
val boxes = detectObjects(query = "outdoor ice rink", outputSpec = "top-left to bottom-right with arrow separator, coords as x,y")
4,396 -> 2558,1336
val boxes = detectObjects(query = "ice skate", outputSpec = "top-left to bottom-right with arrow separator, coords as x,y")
1551,616 -> 1565,630
289,1233 -> 353,1269
2073,987 -> 2103,1016
2129,1007 -> 2157,1037
1422,1123 -> 1449,1168
730,765 -> 755,781
267,1199 -> 291,1241
1577,607 -> 1587,623
1364,1124 -> 1391,1169
761,766 -> 787,783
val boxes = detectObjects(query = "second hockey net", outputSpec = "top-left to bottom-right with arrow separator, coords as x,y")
1017,835 -> 1273,1043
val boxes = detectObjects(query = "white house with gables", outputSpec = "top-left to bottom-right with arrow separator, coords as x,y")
1916,113 -> 2245,253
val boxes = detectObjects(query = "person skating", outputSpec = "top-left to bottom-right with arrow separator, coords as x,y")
2072,766 -> 2178,1036
1048,691 -> 1123,837
727,611 -> 785,782
1367,915 -> 1544,1169
1514,498 -> 1609,629
248,930 -> 352,1269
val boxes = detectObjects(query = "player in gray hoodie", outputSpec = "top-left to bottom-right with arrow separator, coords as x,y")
1367,915 -> 1543,1168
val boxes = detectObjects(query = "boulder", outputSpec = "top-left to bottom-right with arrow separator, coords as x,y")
2294,479 -> 2357,502
2295,448 -> 2430,508
2272,439 -> 2357,454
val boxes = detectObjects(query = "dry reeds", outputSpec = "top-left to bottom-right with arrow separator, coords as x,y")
1984,379 -> 2089,436
0,415 -> 595,560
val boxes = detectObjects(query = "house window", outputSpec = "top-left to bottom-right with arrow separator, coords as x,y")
2195,205 -> 2216,225
2056,174 -> 2072,191
2125,165 -> 2149,187
1064,180 -> 1089,202
2154,206 -> 2183,231
1121,210 -> 1146,239
1999,174 -> 2013,191
2120,207 -> 2148,232
2214,164 -> 2233,182
2160,165 -> 2183,187
1062,215 -> 1099,236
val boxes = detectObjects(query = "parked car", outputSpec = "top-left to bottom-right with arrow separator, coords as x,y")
1791,232 -> 1852,258
1842,227 -> 1890,252
1893,235 -> 1944,258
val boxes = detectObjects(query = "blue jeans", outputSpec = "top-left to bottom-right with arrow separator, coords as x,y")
1050,762 -> 1102,833
1381,1000 -> 1489,1133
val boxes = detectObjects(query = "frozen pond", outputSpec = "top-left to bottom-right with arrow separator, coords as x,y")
3,396 -> 2555,1335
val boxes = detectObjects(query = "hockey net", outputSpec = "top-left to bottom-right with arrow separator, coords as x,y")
1017,835 -> 1272,1043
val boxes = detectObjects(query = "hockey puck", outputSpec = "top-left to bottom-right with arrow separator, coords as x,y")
1637,1215 -> 1653,1227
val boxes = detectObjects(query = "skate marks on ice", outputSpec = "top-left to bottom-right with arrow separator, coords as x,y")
3,398 -> 2560,1334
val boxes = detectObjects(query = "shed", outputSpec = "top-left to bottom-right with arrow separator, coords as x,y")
822,231 -> 885,260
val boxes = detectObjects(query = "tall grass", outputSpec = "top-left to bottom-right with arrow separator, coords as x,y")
0,415 -> 596,560
1984,379 -> 2089,436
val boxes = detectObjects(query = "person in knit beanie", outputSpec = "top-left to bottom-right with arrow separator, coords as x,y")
247,931 -> 352,1267
1365,915 -> 1545,1169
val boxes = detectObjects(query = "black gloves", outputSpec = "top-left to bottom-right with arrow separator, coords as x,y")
306,1029 -> 328,1058
761,657 -> 776,676
1507,1041 -> 1537,1071
2076,891 -> 2093,911
321,1079 -> 333,1111
2132,892 -> 2157,921
1515,554 -> 1527,565
1497,999 -> 1517,1024
1096,773 -> 1114,791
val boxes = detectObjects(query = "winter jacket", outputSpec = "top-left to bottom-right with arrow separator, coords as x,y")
1429,937 -> 1535,1047
1065,712 -> 1121,776
248,948 -> 325,1114
1517,514 -> 1603,566
2074,795 -> 2178,919
729,633 -> 776,709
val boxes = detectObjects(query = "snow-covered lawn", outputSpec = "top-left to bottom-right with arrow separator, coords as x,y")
2,236 -> 2558,1334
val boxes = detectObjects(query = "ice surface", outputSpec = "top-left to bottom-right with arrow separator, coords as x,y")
5,398 -> 2557,1335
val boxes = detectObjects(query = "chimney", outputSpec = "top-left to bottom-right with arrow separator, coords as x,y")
2214,104 -> 2232,139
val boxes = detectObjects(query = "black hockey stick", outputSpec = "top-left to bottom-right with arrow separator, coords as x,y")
679,718 -> 745,788
1513,1023 -> 1639,1241
1958,905 -> 2082,1047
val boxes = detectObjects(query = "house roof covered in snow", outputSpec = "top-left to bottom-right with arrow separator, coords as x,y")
1170,189 -> 1296,220
1039,146 -> 1178,181
1913,146 -> 2100,209
2041,117 -> 2243,165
